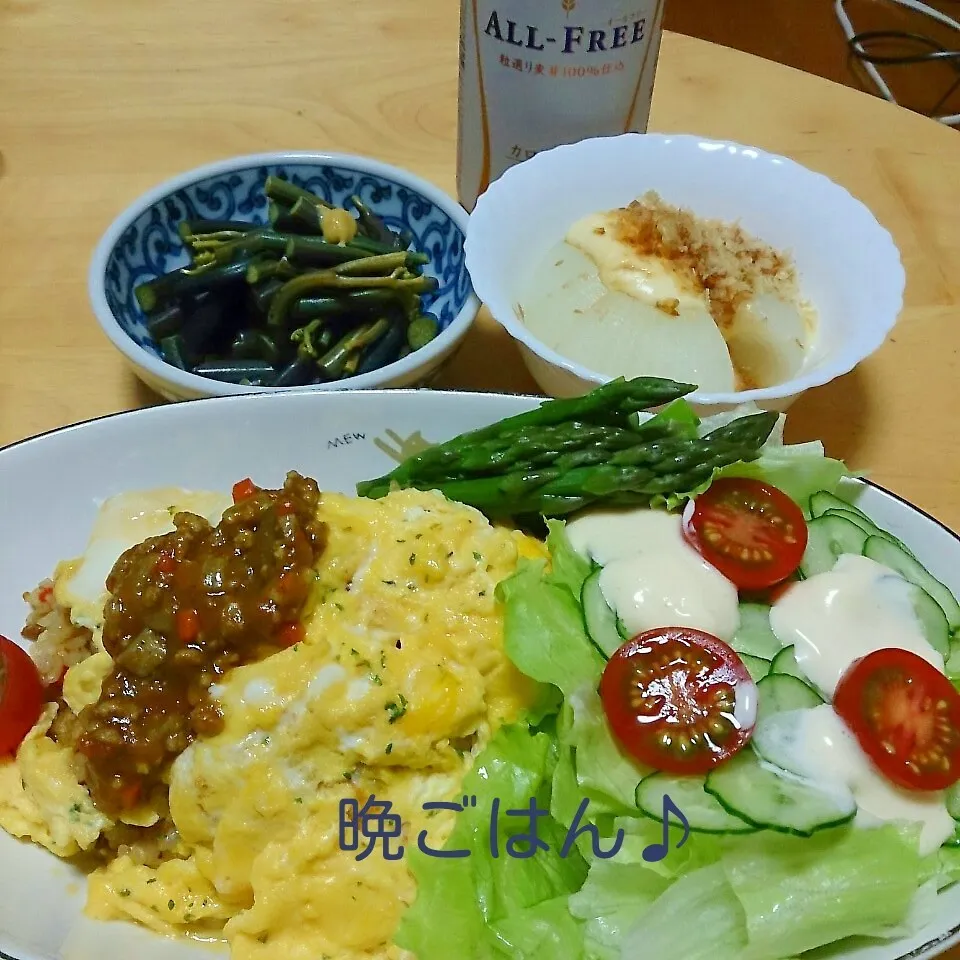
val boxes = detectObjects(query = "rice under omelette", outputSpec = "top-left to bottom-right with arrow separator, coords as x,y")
0,479 -> 545,960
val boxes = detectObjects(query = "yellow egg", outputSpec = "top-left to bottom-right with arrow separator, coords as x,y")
1,484 -> 541,960
54,487 -> 231,634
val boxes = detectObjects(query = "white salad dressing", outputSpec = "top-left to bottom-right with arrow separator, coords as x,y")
757,704 -> 955,855
769,553 -> 944,697
565,507 -> 740,641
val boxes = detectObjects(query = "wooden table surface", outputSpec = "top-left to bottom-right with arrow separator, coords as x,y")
0,1 -> 958,537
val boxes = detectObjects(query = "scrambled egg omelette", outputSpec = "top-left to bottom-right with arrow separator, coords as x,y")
0,482 -> 545,960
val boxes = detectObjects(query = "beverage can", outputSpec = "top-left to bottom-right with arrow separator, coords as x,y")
457,0 -> 666,210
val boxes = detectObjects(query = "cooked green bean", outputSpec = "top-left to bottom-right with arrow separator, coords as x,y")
347,234 -> 398,256
230,328 -> 281,364
267,201 -> 309,233
349,195 -> 396,247
284,236 -> 374,267
289,197 -> 324,234
264,176 -> 333,211
135,258 -> 252,313
178,219 -> 256,241
245,257 -> 298,285
146,302 -> 185,340
357,318 -> 406,374
317,318 -> 390,379
272,353 -> 316,387
250,278 -> 286,313
160,334 -> 189,370
212,229 -> 287,264
407,313 -> 440,350
291,290 -> 395,320
267,272 -> 436,328
334,251 -> 428,276
179,299 -> 235,357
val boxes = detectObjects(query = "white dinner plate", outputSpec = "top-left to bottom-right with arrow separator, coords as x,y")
1,389 -> 959,960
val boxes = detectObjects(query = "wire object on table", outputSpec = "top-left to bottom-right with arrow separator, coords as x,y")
834,0 -> 960,126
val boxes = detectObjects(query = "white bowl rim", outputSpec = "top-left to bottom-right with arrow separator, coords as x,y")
88,150 -> 481,396
465,132 -> 907,405
1,386 -> 955,542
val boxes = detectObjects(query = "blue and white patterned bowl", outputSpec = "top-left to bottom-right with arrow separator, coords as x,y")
89,152 -> 479,401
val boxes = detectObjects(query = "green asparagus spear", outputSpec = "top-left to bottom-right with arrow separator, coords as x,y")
356,378 -> 696,494
391,431 -> 773,517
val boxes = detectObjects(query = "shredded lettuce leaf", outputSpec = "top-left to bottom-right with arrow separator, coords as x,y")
563,684 -> 648,815
716,439 -> 850,509
722,825 -> 924,959
496,558 -> 604,699
395,724 -> 588,959
621,863 -> 749,960
568,860 -> 669,959
631,397 -> 701,440
491,895 -> 586,959
544,518 -> 593,600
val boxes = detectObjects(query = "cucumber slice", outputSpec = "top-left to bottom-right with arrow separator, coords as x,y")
821,508 -> 907,550
740,652 -> 771,683
800,514 -> 867,578
863,536 -> 960,632
635,772 -> 757,835
751,704 -> 835,783
757,673 -> 823,718
581,568 -> 626,658
770,645 -> 807,681
909,584 -> 951,658
731,603 -> 782,660
942,825 -> 960,847
809,490 -> 870,521
811,490 -> 917,558
704,749 -> 856,837
947,782 -> 960,821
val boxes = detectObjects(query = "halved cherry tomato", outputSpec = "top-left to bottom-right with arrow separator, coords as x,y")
599,627 -> 756,775
683,477 -> 807,591
0,635 -> 44,756
834,648 -> 960,791
232,478 -> 258,503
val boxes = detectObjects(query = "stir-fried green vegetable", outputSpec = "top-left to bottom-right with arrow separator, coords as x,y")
134,176 -> 440,387
356,377 -> 779,517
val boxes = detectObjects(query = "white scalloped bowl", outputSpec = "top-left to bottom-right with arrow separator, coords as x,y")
465,133 -> 905,413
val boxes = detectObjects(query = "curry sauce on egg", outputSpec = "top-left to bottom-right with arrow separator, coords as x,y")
0,475 -> 545,960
